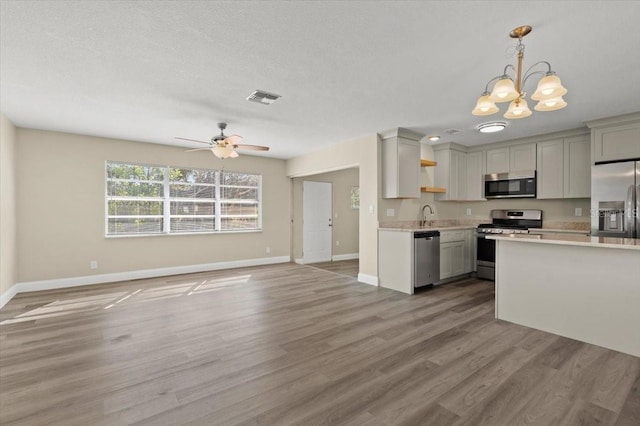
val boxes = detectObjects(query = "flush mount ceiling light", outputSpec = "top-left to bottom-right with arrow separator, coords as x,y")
472,26 -> 568,120
477,121 -> 507,133
427,135 -> 441,142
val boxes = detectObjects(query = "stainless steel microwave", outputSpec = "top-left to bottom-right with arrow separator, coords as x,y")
484,171 -> 536,199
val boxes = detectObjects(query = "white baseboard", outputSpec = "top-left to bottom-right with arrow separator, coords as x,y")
294,258 -> 304,265
4,256 -> 290,303
0,284 -> 19,310
357,273 -> 379,286
332,253 -> 359,261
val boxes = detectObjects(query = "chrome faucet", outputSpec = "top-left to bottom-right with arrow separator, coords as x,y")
420,204 -> 434,227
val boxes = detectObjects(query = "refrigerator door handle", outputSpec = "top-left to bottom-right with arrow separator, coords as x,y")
625,184 -> 634,237
636,184 -> 640,238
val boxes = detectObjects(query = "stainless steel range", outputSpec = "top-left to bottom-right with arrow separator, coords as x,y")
476,209 -> 543,281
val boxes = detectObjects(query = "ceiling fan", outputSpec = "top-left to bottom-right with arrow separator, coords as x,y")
176,122 -> 269,159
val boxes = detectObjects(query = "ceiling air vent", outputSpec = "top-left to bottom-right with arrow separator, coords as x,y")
445,129 -> 464,135
246,90 -> 281,105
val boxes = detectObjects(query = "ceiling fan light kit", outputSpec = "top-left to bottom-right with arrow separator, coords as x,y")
176,122 -> 269,159
472,25 -> 568,120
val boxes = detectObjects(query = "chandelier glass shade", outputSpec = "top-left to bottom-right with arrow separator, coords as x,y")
472,26 -> 567,120
472,92 -> 500,116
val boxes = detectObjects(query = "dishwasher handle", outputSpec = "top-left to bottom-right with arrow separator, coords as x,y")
414,231 -> 440,239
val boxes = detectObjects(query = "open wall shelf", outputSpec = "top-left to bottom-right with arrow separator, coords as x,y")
421,186 -> 446,193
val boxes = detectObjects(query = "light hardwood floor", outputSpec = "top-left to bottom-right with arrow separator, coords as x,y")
0,263 -> 638,425
306,259 -> 359,278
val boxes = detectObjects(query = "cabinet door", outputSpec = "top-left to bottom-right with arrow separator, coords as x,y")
593,123 -> 640,163
451,242 -> 465,277
434,149 -> 450,201
382,137 -> 419,198
449,150 -> 462,200
536,139 -> 564,199
564,135 -> 591,198
510,143 -> 537,172
397,139 -> 420,198
486,148 -> 510,174
463,230 -> 475,273
465,151 -> 485,200
434,149 -> 465,201
440,242 -> 453,280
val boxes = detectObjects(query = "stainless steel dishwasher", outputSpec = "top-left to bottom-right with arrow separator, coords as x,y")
413,230 -> 440,288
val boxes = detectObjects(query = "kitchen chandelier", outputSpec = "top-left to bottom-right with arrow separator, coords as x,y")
472,25 -> 568,119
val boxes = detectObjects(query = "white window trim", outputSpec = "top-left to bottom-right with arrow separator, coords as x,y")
105,161 -> 262,237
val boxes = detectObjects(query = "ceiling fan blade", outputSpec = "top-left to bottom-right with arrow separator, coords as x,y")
175,137 -> 211,144
184,147 -> 212,152
235,144 -> 270,151
229,150 -> 240,158
224,134 -> 243,145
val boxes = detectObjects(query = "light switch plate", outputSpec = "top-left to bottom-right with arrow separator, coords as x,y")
575,207 -> 582,217
466,208 -> 472,216
386,209 -> 395,217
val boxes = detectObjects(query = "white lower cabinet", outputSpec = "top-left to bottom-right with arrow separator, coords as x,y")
440,230 -> 474,280
440,241 -> 464,280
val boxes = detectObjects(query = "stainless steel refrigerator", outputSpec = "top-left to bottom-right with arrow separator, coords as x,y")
591,161 -> 640,238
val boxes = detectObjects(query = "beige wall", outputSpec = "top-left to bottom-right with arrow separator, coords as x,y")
16,129 -> 291,282
286,134 -> 378,281
292,168 -> 359,260
1,113 -> 18,298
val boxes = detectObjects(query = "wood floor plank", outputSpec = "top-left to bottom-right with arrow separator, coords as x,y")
1,261 -> 638,426
615,372 -> 640,426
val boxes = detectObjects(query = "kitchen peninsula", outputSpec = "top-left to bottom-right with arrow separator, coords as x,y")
489,233 -> 640,357
378,224 -> 477,294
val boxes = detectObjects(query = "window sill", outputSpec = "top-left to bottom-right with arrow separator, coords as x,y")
105,229 -> 263,239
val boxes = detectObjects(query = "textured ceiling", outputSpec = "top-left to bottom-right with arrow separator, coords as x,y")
1,1 -> 639,159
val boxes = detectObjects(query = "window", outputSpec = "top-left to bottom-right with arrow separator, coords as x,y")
106,162 -> 261,236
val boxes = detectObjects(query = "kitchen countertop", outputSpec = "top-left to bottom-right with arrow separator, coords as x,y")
487,233 -> 640,250
378,226 -> 477,232
528,228 -> 590,235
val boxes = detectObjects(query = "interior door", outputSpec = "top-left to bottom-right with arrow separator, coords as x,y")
303,181 -> 332,263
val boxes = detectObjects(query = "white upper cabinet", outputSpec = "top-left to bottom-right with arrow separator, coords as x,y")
510,144 -> 537,172
486,144 -> 536,174
536,139 -> 564,199
434,145 -> 466,201
434,145 -> 484,201
587,113 -> 640,163
381,128 -> 421,198
563,135 -> 591,198
536,134 -> 590,199
465,151 -> 485,201
485,147 -> 510,174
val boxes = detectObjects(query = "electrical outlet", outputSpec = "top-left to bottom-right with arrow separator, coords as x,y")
90,260 -> 98,269
368,205 -> 374,214
466,208 -> 472,216
336,240 -> 340,246
266,246 -> 271,254
386,209 -> 395,217
575,208 -> 582,217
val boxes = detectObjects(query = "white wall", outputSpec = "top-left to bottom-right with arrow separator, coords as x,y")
292,168 -> 359,260
286,134 -> 378,284
0,113 -> 18,305
16,129 -> 291,284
